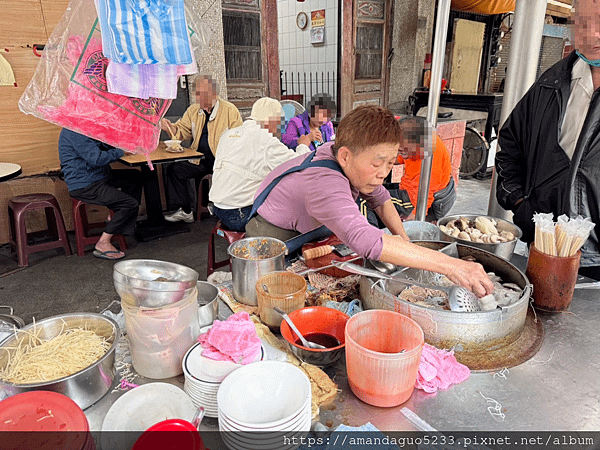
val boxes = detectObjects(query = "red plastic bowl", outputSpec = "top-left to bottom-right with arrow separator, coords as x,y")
280,306 -> 348,366
132,419 -> 205,450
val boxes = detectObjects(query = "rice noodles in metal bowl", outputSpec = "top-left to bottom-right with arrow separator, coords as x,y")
0,320 -> 111,384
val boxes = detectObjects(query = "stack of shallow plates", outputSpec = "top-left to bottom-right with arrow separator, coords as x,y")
183,342 -> 265,418
217,361 -> 312,450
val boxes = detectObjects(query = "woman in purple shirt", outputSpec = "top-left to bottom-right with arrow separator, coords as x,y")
247,106 -> 493,297
282,93 -> 336,151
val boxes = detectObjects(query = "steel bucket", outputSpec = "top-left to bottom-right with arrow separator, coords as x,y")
360,242 -> 531,357
228,237 -> 287,306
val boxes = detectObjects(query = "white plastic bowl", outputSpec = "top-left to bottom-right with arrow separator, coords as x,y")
217,361 -> 311,428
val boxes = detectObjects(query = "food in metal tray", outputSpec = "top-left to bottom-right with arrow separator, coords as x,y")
0,325 -> 110,384
439,216 -> 515,243
397,269 -> 522,311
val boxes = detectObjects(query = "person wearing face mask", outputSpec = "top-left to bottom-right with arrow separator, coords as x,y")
245,105 -> 494,297
495,0 -> 600,278
282,93 -> 336,151
208,98 -> 311,231
161,74 -> 242,223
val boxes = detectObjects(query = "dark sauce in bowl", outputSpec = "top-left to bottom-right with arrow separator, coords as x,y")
295,332 -> 340,349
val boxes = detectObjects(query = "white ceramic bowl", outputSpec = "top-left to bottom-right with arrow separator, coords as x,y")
218,406 -> 311,432
217,361 -> 311,428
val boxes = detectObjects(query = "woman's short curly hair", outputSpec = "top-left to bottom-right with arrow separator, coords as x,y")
333,105 -> 401,156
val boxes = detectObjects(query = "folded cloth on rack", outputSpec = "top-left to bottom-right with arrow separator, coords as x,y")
198,312 -> 261,364
106,59 -> 196,99
95,0 -> 192,64
415,343 -> 470,393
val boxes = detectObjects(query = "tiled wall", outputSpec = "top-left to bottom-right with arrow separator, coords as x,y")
277,0 -> 339,107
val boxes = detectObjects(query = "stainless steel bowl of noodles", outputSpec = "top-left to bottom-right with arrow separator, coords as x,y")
0,313 -> 120,410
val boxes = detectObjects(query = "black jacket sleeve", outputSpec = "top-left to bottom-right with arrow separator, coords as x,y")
495,90 -> 534,211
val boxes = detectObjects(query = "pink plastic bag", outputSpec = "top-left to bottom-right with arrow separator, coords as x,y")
18,0 -> 171,154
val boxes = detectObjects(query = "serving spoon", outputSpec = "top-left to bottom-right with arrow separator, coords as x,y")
273,307 -> 327,349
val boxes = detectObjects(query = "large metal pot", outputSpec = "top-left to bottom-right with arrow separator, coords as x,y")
0,313 -> 120,410
228,237 -> 286,306
113,259 -> 199,308
437,214 -> 522,260
360,242 -> 532,356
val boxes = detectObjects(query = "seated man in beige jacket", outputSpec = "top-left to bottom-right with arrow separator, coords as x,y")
161,74 -> 242,223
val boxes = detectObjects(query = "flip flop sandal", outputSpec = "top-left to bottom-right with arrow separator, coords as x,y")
93,250 -> 125,260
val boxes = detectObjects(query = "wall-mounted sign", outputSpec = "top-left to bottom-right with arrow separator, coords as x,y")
310,27 -> 324,44
311,10 -> 325,27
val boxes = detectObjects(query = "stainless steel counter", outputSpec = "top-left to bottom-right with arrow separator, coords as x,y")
85,258 -> 600,435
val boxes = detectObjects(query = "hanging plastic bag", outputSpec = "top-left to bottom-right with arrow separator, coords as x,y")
18,0 -> 172,154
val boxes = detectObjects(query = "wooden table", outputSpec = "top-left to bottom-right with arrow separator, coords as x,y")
119,143 -> 204,241
0,163 -> 22,182
119,142 -> 202,166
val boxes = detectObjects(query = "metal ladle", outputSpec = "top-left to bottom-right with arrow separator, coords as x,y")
332,261 -> 482,312
273,307 -> 327,349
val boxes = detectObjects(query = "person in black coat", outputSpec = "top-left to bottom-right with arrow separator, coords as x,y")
495,0 -> 600,277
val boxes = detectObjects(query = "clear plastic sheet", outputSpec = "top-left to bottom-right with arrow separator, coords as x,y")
18,0 -> 212,154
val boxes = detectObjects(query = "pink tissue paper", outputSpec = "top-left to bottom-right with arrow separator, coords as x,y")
415,343 -> 470,393
198,312 -> 261,365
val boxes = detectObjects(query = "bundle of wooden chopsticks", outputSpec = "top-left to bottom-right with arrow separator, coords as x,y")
533,213 -> 595,257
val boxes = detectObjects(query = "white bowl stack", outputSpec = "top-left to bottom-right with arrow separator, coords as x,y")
182,342 -> 265,418
217,361 -> 312,450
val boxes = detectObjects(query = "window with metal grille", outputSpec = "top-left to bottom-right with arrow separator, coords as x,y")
223,11 -> 262,81
355,24 -> 383,79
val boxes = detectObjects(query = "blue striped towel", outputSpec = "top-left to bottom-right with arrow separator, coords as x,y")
95,0 -> 192,65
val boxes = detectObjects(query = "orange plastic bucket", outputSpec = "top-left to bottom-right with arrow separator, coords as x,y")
345,310 -> 424,407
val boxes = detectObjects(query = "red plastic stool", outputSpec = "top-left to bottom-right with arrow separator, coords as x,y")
196,174 -> 212,220
207,220 -> 245,277
71,199 -> 128,257
8,193 -> 72,267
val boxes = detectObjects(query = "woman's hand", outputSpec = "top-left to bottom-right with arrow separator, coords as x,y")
297,134 -> 312,146
445,259 -> 494,298
309,129 -> 323,143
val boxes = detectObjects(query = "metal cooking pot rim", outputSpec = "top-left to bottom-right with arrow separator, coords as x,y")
0,313 -> 121,388
372,240 -> 531,315
227,237 -> 287,259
